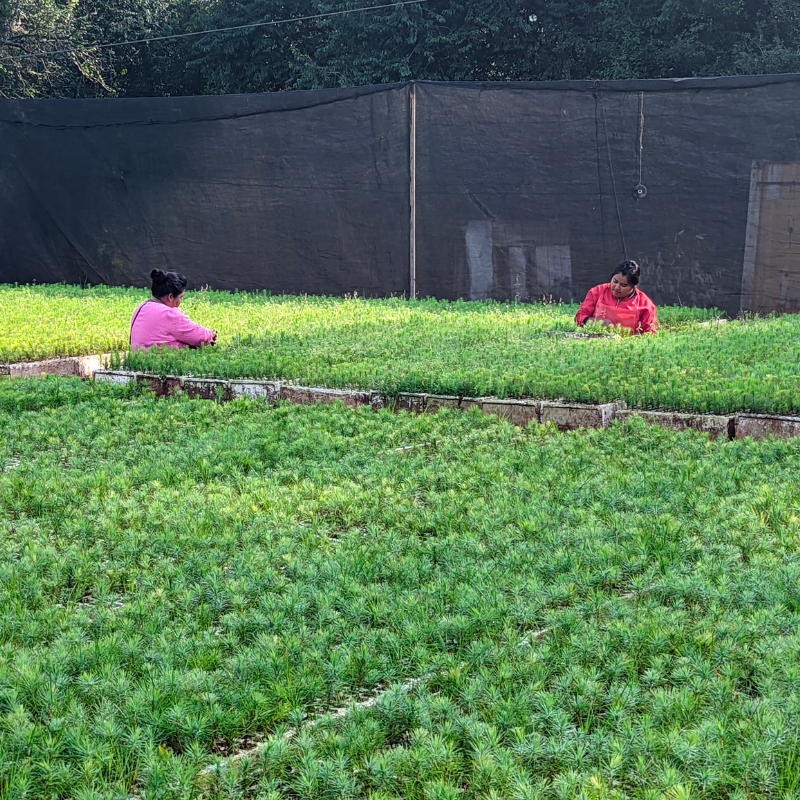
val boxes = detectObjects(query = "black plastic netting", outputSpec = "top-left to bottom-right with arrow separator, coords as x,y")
2,75 -> 800,313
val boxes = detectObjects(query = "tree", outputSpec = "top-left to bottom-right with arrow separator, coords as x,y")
1,0 -> 798,98
0,0 -> 198,97
0,0 -> 109,97
187,0 -> 800,94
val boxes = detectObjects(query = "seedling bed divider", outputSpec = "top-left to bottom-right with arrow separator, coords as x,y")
93,369 -> 800,441
1,353 -> 111,378
196,624 -> 554,792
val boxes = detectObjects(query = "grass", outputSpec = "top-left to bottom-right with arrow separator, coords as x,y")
0,284 -> 721,366
0,284 -> 147,362
119,294 -> 797,415
9,283 -> 796,415
2,377 -> 800,797
8,282 -> 795,415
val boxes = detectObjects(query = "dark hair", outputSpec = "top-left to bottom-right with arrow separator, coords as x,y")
612,259 -> 640,286
150,269 -> 188,299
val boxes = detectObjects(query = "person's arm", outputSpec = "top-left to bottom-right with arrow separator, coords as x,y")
639,300 -> 658,334
167,308 -> 216,347
575,285 -> 601,326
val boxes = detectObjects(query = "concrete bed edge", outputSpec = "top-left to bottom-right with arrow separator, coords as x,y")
89,370 -> 800,441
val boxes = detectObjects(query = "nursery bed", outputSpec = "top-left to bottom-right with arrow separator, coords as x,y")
6,284 -> 800,415
1,378 -> 800,797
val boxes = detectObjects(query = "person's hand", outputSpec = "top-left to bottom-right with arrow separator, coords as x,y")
210,330 -> 218,345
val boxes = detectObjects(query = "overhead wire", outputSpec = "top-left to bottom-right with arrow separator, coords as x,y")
4,0 -> 430,61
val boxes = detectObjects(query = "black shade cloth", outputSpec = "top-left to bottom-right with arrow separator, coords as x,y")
2,75 -> 800,313
0,85 -> 411,296
415,76 -> 800,313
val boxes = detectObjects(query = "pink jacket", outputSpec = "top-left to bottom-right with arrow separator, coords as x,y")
130,300 -> 215,350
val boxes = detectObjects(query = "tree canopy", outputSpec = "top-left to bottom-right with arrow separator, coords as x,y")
1,0 -> 799,98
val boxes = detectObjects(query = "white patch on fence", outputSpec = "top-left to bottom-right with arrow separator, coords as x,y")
466,220 -> 493,300
509,246 -> 527,300
535,245 -> 572,301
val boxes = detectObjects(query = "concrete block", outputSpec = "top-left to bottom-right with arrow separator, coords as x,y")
180,378 -> 230,401
229,380 -> 281,402
163,377 -> 183,396
735,414 -> 800,440
552,332 -> 616,340
370,391 -> 387,411
281,385 -> 371,408
482,399 -> 541,428
3,353 -> 114,380
540,401 -> 618,430
140,375 -> 166,395
396,393 -> 427,413
77,353 -> 111,378
616,409 -> 733,438
93,369 -> 135,385
425,395 -> 460,412
459,397 -> 484,412
9,357 -> 80,378
98,371 -> 163,395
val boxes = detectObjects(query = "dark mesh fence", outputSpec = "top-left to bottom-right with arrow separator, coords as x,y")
2,75 -> 800,313
0,85 -> 411,296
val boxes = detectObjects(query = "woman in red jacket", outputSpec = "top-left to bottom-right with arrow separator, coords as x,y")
575,260 -> 658,334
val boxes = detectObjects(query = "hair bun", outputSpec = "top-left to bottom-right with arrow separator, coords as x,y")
149,269 -> 189,299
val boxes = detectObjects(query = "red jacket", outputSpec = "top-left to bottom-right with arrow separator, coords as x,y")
575,283 -> 658,334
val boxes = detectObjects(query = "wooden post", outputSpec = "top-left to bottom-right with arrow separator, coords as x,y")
409,82 -> 417,299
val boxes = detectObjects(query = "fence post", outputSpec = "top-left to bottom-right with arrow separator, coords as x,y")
409,81 -> 417,299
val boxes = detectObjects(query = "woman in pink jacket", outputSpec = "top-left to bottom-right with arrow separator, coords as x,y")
130,270 -> 218,350
575,260 -> 658,334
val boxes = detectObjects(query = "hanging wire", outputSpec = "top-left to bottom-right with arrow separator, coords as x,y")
638,91 -> 645,187
5,0 -> 430,61
599,89 -> 628,259
593,90 -> 608,263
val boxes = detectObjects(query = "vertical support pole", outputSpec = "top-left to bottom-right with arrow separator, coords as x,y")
409,82 -> 417,299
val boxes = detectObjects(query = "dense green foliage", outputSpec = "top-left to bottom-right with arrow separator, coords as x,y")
0,284 -> 146,361
2,0 -> 799,98
8,283 -> 800,414
0,282 -> 712,364
105,293 -> 794,415
1,378 -> 800,797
